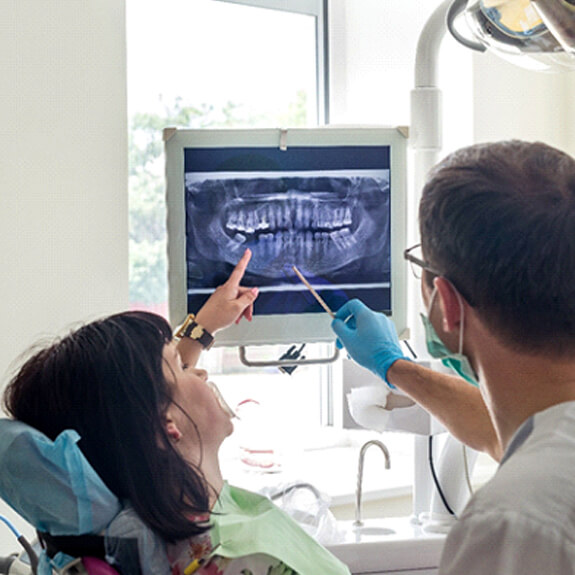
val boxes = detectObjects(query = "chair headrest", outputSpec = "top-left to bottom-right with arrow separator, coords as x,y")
0,419 -> 121,535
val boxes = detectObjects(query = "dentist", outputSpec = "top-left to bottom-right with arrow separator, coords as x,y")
332,140 -> 575,574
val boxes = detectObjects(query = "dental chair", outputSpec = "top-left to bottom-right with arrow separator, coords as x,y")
0,419 -> 169,575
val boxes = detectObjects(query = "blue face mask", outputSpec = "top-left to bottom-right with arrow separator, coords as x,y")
420,287 -> 479,386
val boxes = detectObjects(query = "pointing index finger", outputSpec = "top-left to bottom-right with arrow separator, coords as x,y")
228,249 -> 252,285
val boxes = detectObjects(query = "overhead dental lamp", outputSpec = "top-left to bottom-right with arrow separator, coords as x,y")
449,0 -> 575,71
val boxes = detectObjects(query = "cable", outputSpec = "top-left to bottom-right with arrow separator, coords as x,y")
17,537 -> 38,575
428,435 -> 457,517
0,516 -> 38,575
0,516 -> 19,539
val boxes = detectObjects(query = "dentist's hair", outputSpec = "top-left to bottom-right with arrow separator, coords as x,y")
3,311 -> 211,543
419,140 -> 575,355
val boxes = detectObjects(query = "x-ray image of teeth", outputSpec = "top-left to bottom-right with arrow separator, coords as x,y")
184,173 -> 391,315
186,175 -> 389,275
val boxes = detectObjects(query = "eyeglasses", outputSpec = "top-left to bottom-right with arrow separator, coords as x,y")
403,243 -> 441,279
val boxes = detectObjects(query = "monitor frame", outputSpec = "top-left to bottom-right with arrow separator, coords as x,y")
165,126 -> 409,347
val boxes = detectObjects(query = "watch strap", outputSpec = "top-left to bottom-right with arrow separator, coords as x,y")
174,314 -> 214,350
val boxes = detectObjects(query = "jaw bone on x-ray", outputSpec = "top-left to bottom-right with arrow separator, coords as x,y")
184,148 -> 392,316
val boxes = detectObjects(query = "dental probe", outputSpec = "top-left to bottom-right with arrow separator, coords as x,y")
291,265 -> 335,318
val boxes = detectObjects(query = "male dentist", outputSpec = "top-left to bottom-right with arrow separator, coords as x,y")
332,140 -> 575,574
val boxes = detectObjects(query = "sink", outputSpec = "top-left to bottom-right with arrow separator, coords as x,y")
327,517 -> 446,574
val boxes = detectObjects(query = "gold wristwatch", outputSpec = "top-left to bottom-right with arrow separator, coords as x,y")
174,314 -> 214,350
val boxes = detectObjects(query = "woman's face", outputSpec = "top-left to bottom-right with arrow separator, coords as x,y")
162,342 -> 234,452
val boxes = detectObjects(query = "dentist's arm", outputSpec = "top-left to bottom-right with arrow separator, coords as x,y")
387,360 -> 501,461
332,299 -> 502,461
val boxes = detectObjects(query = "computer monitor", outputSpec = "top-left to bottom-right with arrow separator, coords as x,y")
165,126 -> 409,347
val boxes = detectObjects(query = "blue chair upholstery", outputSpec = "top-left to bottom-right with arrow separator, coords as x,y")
0,419 -> 126,574
0,419 -> 121,536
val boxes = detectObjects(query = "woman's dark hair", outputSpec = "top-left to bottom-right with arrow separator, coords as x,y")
2,311 -> 210,542
419,140 -> 575,355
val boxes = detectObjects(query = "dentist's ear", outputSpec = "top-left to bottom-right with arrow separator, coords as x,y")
434,277 -> 464,333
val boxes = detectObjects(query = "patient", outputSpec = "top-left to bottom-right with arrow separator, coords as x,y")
2,249 -> 350,575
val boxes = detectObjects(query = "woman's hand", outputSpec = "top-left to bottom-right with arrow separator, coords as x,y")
195,249 -> 259,334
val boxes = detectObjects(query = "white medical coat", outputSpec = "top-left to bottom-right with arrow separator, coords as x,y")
440,401 -> 575,574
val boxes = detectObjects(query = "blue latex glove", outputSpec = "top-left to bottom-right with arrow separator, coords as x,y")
331,299 -> 409,387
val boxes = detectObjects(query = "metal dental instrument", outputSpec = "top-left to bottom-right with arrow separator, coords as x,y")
291,265 -> 335,318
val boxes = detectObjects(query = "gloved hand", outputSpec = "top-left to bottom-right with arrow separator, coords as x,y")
331,299 -> 409,387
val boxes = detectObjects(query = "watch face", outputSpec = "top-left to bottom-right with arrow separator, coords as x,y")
190,324 -> 204,339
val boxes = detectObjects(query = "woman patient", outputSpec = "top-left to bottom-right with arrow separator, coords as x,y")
2,249 -> 349,575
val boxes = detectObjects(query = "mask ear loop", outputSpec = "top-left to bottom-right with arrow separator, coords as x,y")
426,286 -> 438,315
454,288 -> 465,356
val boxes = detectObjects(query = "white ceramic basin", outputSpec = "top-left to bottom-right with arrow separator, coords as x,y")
327,517 -> 446,574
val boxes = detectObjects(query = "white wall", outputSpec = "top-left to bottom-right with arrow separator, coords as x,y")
329,0 -> 441,126
473,51 -> 575,155
0,1 -> 129,383
0,0 -> 128,553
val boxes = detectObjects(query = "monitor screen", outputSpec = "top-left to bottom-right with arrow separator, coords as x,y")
165,127 -> 409,347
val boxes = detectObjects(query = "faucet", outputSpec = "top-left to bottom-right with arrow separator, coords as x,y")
354,439 -> 391,527
270,482 -> 322,502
